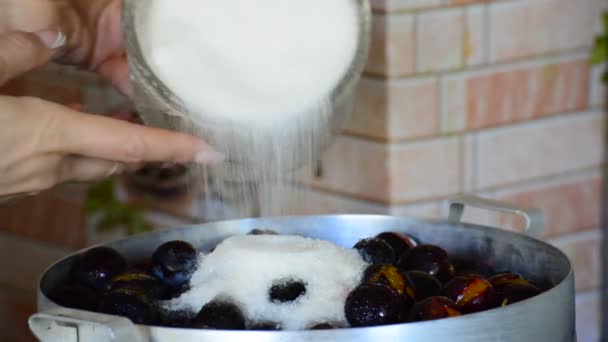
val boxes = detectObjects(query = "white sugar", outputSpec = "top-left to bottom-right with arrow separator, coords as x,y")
139,2 -> 366,326
136,0 -> 362,218
139,0 -> 359,129
164,235 -> 367,330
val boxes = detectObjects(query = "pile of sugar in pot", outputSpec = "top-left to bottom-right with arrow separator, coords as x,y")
164,234 -> 366,330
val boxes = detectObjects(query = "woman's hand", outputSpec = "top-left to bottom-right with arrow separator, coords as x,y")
3,0 -> 131,95
0,0 -> 222,198
0,94 -> 223,197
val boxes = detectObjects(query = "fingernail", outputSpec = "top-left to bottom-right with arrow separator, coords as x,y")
107,163 -> 126,177
34,30 -> 66,49
195,150 -> 225,165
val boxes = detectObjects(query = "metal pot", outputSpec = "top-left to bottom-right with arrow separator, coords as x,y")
29,196 -> 575,342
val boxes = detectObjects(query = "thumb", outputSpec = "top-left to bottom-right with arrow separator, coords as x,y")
0,30 -> 65,85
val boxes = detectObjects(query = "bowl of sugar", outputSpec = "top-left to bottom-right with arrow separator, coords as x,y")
122,0 -> 371,182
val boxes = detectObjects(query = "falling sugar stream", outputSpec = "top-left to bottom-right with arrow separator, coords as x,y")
135,0 -> 360,219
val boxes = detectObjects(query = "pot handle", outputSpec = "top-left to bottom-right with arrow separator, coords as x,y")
447,195 -> 544,238
29,308 -> 143,342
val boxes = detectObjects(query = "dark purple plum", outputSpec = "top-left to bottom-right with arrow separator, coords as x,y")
397,245 -> 455,283
345,284 -> 404,327
353,238 -> 396,265
151,241 -> 198,289
71,247 -> 126,293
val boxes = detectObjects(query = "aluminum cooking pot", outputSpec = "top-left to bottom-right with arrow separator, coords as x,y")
29,196 -> 575,342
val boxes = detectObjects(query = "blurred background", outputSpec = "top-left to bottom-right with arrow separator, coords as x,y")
0,0 -> 606,340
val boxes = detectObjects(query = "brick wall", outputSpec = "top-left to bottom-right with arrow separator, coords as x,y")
286,0 -> 606,340
0,0 -> 606,340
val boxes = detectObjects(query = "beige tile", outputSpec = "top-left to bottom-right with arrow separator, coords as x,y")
468,58 -> 589,129
260,185 -> 389,216
589,65 -> 606,107
300,136 -> 391,203
386,77 -> 439,140
462,133 -> 477,192
493,172 -> 602,239
447,0 -> 487,5
345,77 -> 439,140
389,137 -> 462,202
370,0 -> 442,12
489,0 -> 598,62
464,5 -> 487,66
476,111 -> 604,188
442,55 -> 590,132
366,14 -> 416,77
549,230 -> 602,292
345,79 -> 388,139
417,8 -> 465,72
441,75 -> 467,133
298,136 -> 462,204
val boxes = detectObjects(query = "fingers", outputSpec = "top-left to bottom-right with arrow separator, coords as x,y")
0,0 -> 60,33
67,102 -> 138,123
58,158 -> 146,185
58,155 -> 125,183
60,112 -> 223,164
0,155 -> 125,197
0,96 -> 221,199
30,99 -> 224,165
0,0 -> 130,95
97,56 -> 133,97
0,153 -> 62,196
0,30 -> 65,85
65,0 -> 132,96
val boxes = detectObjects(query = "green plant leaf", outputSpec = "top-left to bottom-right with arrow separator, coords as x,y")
602,70 -> 608,84
85,180 -> 116,212
603,12 -> 608,33
85,179 -> 155,236
590,36 -> 608,65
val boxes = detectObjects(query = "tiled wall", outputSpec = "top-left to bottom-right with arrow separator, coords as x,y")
289,0 -> 606,340
0,0 -> 605,341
